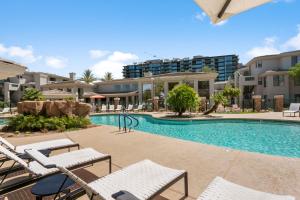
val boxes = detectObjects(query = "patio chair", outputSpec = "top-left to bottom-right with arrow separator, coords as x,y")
0,108 -> 10,115
101,105 -> 107,112
134,104 -> 143,112
25,149 -> 188,200
109,105 -> 115,112
197,177 -> 295,200
283,103 -> 300,117
126,104 -> 133,112
0,146 -> 111,194
115,105 -> 122,112
0,137 -> 79,155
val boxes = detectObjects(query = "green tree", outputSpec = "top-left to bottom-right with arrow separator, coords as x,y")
202,66 -> 216,73
22,88 -> 45,101
101,72 -> 113,81
288,63 -> 300,78
0,101 -> 8,109
222,85 -> 240,104
166,84 -> 199,116
81,69 -> 96,84
203,92 -> 228,115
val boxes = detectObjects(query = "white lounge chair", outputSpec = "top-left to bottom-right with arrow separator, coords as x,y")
197,177 -> 295,200
0,146 -> 111,193
0,108 -> 10,115
101,105 -> 107,112
283,103 -> 300,117
115,105 -> 122,112
134,104 -> 143,112
25,150 -> 188,200
109,105 -> 115,112
126,104 -> 133,112
0,137 -> 79,155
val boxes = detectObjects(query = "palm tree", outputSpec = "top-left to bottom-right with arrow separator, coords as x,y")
101,72 -> 113,81
81,69 -> 96,84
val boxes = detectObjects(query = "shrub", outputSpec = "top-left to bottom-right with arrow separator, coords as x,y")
203,92 -> 228,115
222,85 -> 240,103
22,88 -> 45,101
0,101 -> 8,109
166,84 -> 199,116
7,114 -> 91,132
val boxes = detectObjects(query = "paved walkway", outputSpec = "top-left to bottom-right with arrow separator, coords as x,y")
4,124 -> 300,199
149,111 -> 300,121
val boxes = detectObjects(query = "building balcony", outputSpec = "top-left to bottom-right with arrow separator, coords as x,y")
239,75 -> 257,86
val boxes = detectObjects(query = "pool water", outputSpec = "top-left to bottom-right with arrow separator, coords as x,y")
91,114 -> 300,158
0,119 -> 6,125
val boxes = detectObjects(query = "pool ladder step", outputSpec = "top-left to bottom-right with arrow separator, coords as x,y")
118,113 -> 139,133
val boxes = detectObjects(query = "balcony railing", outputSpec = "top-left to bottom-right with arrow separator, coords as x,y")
240,75 -> 257,86
244,76 -> 255,81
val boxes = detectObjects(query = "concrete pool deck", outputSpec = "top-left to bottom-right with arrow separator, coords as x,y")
3,122 -> 300,199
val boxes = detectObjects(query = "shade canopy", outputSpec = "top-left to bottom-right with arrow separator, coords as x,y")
0,59 -> 27,80
194,0 -> 272,24
90,95 -> 105,99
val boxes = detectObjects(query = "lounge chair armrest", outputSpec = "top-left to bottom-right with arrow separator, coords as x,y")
24,149 -> 57,168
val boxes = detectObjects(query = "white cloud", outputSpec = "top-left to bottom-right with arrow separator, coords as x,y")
195,12 -> 206,21
282,25 -> 300,50
45,56 -> 68,69
89,49 -> 110,59
0,43 -> 40,63
246,37 -> 281,59
90,51 -> 139,79
244,25 -> 300,62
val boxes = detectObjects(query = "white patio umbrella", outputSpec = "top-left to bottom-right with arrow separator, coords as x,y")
194,0 -> 272,24
0,58 -> 27,80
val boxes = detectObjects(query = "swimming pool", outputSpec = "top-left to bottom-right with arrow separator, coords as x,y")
91,114 -> 300,158
0,119 -> 6,125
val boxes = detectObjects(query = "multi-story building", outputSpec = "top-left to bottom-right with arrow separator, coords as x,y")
0,70 -> 70,104
123,55 -> 238,82
235,50 -> 300,106
93,72 -> 217,106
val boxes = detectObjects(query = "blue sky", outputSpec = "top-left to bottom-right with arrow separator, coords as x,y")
0,0 -> 300,79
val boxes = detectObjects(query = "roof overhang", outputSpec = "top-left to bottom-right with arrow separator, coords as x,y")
0,59 -> 27,79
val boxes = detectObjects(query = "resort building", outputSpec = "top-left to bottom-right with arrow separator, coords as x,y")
235,50 -> 300,106
123,55 -> 238,82
93,72 -> 217,107
41,77 -> 93,101
0,69 -> 71,104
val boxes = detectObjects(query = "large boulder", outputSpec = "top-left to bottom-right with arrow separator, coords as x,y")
17,101 -> 45,115
74,102 -> 92,117
44,101 -> 61,117
18,100 -> 91,117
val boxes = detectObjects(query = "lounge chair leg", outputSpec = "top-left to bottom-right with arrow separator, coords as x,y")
184,172 -> 188,198
109,157 -> 112,173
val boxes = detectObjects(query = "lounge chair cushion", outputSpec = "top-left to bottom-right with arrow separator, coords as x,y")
3,147 -> 108,176
87,159 -> 185,200
197,177 -> 295,200
15,138 -> 76,154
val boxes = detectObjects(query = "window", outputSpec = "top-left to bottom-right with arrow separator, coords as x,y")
263,77 -> 267,87
256,60 -> 262,68
291,56 -> 298,66
114,85 -> 121,91
258,77 -> 262,85
273,75 -> 285,86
